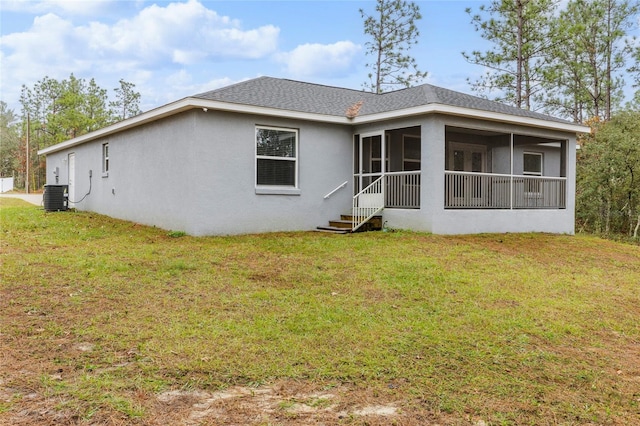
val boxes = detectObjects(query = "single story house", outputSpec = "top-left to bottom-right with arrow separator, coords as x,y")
38,77 -> 589,236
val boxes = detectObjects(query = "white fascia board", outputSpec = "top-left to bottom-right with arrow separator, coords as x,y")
195,99 -> 348,124
350,104 -> 591,134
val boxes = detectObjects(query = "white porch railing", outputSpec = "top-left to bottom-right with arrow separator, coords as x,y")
385,171 -> 421,209
444,171 -> 566,209
352,175 -> 385,232
512,175 -> 567,209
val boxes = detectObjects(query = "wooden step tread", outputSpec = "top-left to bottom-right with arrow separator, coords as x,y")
328,220 -> 353,229
316,226 -> 351,234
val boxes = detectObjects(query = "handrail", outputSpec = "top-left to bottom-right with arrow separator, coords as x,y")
324,180 -> 348,199
352,175 -> 385,232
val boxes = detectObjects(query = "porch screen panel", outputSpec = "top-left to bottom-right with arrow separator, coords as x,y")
403,136 -> 421,171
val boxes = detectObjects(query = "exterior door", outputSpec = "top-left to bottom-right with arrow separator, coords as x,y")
68,153 -> 75,207
447,143 -> 486,203
353,132 -> 385,194
448,142 -> 486,173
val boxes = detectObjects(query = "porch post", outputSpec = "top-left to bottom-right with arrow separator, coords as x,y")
510,133 -> 514,210
381,132 -> 386,207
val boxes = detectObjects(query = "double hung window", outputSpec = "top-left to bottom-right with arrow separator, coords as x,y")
102,143 -> 109,175
256,126 -> 298,187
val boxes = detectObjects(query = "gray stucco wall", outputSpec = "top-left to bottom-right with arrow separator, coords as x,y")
44,109 -> 578,236
45,109 -> 354,235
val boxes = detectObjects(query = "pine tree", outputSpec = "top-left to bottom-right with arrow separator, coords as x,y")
463,0 -> 559,110
17,74 -> 142,189
0,102 -> 21,180
546,0 -> 638,121
360,0 -> 427,93
110,79 -> 142,121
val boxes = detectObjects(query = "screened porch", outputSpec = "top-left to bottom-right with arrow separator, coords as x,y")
354,126 -> 422,210
444,126 -> 568,209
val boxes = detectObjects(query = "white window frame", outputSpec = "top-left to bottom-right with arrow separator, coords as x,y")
102,142 -> 109,176
523,152 -> 543,176
255,126 -> 299,195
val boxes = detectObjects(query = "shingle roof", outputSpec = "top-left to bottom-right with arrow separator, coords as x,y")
39,76 -> 586,157
194,77 -> 377,117
193,76 -> 572,124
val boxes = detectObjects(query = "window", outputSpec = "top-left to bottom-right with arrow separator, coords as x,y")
523,152 -> 542,176
256,126 -> 298,187
403,135 -> 420,171
102,143 -> 109,175
370,138 -> 382,173
523,152 -> 543,194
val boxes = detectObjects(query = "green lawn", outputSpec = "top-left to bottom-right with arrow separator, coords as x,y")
1,197 -> 639,425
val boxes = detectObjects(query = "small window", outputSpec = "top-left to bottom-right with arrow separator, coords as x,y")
102,143 -> 109,175
523,152 -> 542,176
256,126 -> 298,187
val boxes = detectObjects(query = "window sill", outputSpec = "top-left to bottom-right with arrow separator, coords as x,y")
102,173 -> 109,178
255,187 -> 301,196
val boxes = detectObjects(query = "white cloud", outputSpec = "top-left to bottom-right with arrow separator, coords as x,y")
200,27 -> 280,59
279,41 -> 361,78
0,13 -> 95,89
78,0 -> 280,64
2,0 -> 113,16
0,0 -> 280,110
1,1 -> 280,74
139,73 -> 240,110
164,73 -> 238,98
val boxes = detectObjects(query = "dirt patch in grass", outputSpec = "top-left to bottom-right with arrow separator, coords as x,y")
3,376 -> 450,425
153,382 -> 402,424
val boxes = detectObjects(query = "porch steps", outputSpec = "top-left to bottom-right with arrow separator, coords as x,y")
316,214 -> 383,234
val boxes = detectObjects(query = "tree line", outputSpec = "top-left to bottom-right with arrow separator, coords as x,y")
463,0 -> 639,123
1,75 -> 141,191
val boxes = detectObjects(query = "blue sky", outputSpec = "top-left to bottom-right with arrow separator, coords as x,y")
0,0 -> 637,115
